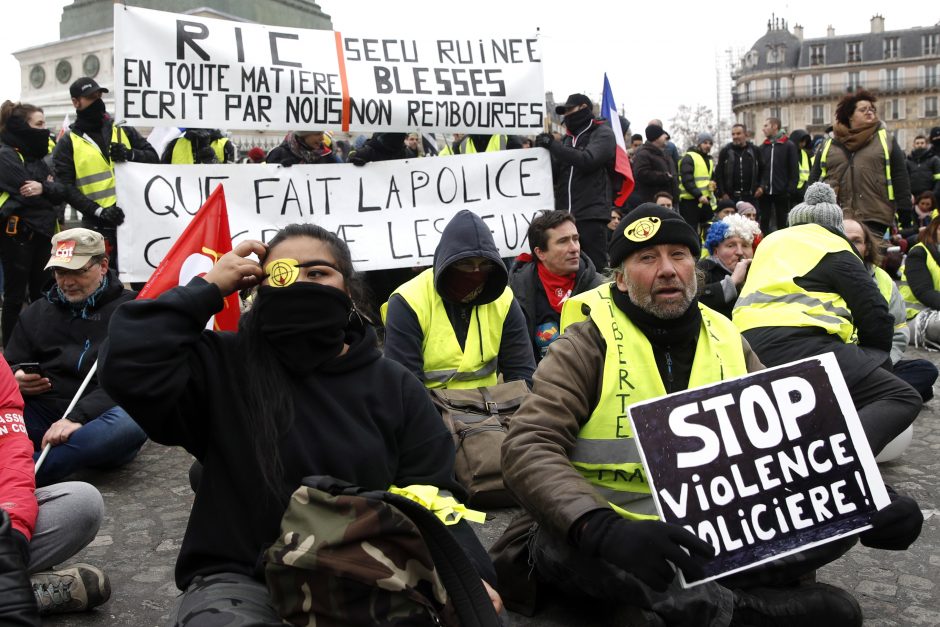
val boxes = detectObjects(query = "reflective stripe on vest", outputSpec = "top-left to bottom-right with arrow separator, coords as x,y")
818,129 -> 894,201
171,137 -> 229,164
569,285 -> 748,520
0,151 -> 25,211
381,268 -> 513,389
439,134 -> 507,156
678,151 -> 713,200
899,242 -> 940,320
733,224 -> 857,342
71,127 -> 130,208
797,150 -> 810,189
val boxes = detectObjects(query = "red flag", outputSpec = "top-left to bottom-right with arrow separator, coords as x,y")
601,74 -> 635,207
137,184 -> 239,331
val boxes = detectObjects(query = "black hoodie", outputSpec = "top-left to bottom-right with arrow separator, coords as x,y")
384,210 -> 535,386
99,277 -> 495,589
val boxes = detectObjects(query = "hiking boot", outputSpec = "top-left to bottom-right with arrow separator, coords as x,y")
31,563 -> 111,614
730,582 -> 862,626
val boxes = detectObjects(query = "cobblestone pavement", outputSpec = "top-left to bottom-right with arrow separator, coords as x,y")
44,347 -> 940,626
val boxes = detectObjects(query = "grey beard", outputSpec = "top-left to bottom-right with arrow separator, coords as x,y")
627,278 -> 697,320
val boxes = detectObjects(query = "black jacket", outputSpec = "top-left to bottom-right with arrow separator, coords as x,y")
383,210 -> 536,386
53,117 -> 157,229
628,142 -> 677,207
265,139 -> 339,166
549,119 -> 615,221
697,257 -> 737,319
4,271 -> 134,424
98,278 -> 495,589
906,148 -> 940,198
904,243 -> 940,310
758,135 -> 799,195
507,253 -> 605,362
714,141 -> 761,199
0,145 -> 69,237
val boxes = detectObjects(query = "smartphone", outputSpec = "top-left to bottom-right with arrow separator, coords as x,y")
15,362 -> 44,376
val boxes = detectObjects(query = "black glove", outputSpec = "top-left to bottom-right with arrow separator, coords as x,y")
534,133 -> 554,149
99,205 -> 125,226
193,146 -> 218,164
348,144 -> 376,167
110,143 -> 132,162
860,488 -> 923,550
0,510 -> 40,625
577,509 -> 714,592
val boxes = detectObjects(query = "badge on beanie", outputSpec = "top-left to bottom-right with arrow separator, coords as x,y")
625,216 -> 662,242
265,258 -> 300,287
54,240 -> 77,260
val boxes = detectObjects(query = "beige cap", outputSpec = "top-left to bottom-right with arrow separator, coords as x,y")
45,228 -> 106,270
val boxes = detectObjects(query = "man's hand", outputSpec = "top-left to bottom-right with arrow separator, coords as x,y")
41,418 -> 82,449
110,143 -> 131,162
203,239 -> 267,297
698,195 -> 710,206
754,186 -> 764,198
98,205 -> 125,226
482,580 -> 503,614
731,258 -> 751,288
534,133 -> 554,149
14,370 -> 51,396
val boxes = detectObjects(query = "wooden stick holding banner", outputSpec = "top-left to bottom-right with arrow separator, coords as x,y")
628,352 -> 890,587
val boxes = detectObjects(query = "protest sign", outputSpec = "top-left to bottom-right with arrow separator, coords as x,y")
113,5 -> 544,133
628,352 -> 889,587
114,150 -> 553,282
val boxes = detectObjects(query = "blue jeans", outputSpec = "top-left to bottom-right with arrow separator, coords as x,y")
25,401 -> 148,487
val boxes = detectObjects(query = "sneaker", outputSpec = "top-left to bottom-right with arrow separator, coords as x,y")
731,582 -> 862,626
30,563 -> 111,614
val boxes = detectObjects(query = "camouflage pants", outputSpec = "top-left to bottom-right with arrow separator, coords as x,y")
169,572 -> 283,626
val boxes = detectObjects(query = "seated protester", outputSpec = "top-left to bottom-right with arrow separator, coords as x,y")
736,200 -> 764,249
845,219 -> 938,401
265,131 -> 339,166
712,198 -> 737,221
160,128 -> 235,164
383,210 -> 535,389
508,211 -> 605,362
900,191 -> 936,248
699,214 -> 760,318
4,228 -> 147,487
733,183 -> 921,456
900,215 -> 940,348
0,366 -> 109,617
97,224 -> 503,623
494,203 -> 922,624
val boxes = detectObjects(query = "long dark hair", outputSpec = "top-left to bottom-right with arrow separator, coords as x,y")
0,100 -> 42,132
237,223 -> 364,498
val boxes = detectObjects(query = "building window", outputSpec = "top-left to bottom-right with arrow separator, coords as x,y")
766,45 -> 785,64
770,106 -> 781,120
847,71 -> 861,91
926,65 -> 938,88
926,96 -> 939,118
770,78 -> 782,99
811,74 -> 825,96
885,98 -> 900,120
923,34 -> 940,56
846,41 -> 862,63
812,104 -> 825,125
883,37 -> 900,59
886,68 -> 899,90
810,44 -> 826,66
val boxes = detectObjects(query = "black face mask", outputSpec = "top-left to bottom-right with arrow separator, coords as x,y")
251,282 -> 352,374
75,98 -> 106,130
563,107 -> 593,132
0,116 -> 50,160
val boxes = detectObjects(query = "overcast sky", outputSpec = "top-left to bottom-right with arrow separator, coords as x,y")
2,1 -> 932,135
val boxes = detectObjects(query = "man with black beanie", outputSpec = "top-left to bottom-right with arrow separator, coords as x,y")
627,124 -> 677,209
53,77 -> 158,272
492,202 -> 923,624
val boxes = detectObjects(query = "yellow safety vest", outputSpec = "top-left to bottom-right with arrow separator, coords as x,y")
733,224 -> 857,342
439,135 -> 507,156
0,150 -> 25,211
564,285 -> 747,520
899,242 -> 940,320
381,268 -> 513,389
797,149 -> 810,189
819,129 -> 894,201
678,151 -> 714,201
171,137 -> 229,164
70,127 -> 131,208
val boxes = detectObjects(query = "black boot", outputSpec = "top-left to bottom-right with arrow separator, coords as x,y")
0,510 -> 40,626
731,582 -> 862,626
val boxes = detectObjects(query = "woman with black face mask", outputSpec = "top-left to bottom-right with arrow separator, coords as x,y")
0,100 -> 69,345
98,223 -> 502,625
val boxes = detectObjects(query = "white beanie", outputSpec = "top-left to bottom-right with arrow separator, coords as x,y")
788,182 -> 844,233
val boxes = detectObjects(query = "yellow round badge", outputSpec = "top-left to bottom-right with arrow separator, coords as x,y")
625,216 -> 662,242
265,258 -> 300,288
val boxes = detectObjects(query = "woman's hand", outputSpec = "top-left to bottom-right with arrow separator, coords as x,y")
202,240 -> 267,297
19,180 -> 42,198
482,579 -> 504,615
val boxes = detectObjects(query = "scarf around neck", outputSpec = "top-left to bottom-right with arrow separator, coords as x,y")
833,119 -> 880,153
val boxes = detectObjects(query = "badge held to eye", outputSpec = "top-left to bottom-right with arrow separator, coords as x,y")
625,216 -> 662,242
265,258 -> 300,287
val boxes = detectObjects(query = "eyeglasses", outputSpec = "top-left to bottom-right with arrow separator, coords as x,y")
453,259 -> 497,273
856,106 -> 877,114
52,261 -> 99,278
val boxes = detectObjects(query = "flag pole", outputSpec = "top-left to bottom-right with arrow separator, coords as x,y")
34,359 -> 98,475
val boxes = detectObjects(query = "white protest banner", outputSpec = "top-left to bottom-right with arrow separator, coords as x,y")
628,352 -> 889,587
114,150 -> 553,282
113,5 -> 544,133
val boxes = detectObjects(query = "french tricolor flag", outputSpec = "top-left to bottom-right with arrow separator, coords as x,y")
602,74 -> 635,207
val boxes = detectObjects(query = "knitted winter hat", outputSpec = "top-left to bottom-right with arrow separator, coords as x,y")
696,132 -> 714,145
609,203 -> 701,266
788,182 -> 844,232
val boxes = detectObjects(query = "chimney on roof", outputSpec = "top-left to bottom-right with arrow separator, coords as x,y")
793,23 -> 804,41
871,15 -> 885,34
827,25 -> 835,37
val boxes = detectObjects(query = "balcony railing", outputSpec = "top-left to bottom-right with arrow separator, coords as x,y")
733,76 -> 939,106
